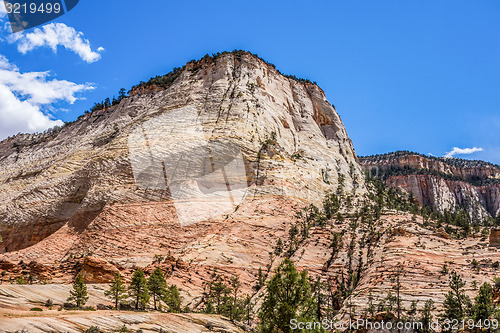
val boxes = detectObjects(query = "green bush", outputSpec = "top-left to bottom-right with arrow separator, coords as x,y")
15,277 -> 27,285
85,326 -> 101,333
30,307 -> 43,311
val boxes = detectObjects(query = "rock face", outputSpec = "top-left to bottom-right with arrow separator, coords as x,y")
1,52 -> 500,331
361,151 -> 500,180
0,51 -> 364,254
360,152 -> 500,221
80,256 -> 120,283
490,228 -> 500,247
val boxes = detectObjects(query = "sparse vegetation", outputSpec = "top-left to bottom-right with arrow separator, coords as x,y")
67,273 -> 89,309
105,272 -> 128,310
258,258 -> 322,333
84,326 -> 101,333
147,267 -> 167,311
201,270 -> 252,322
129,269 -> 150,310
441,271 -> 472,322
164,284 -> 182,313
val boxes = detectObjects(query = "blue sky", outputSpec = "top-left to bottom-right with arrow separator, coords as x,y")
0,0 -> 499,164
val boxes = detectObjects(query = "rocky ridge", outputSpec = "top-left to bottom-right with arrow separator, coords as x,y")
0,50 -> 364,253
0,52 -> 499,332
360,151 -> 500,221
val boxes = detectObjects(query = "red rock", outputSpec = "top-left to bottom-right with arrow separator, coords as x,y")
435,227 -> 450,239
490,228 -> 500,247
80,256 -> 119,283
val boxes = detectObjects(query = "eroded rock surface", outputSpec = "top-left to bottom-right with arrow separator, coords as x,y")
360,152 -> 500,221
0,51 -> 363,253
0,52 -> 498,332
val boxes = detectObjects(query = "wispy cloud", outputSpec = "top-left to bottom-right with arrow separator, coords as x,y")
0,54 -> 94,104
0,54 -> 93,138
0,3 -> 6,19
0,3 -> 8,37
444,147 -> 484,158
8,23 -> 104,63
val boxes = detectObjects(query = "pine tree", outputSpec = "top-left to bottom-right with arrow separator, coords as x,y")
391,263 -> 404,321
324,192 -> 340,219
67,273 -> 89,308
118,88 -> 127,102
201,272 -> 246,319
104,272 -> 127,310
258,258 -> 322,333
129,269 -> 150,310
208,273 -> 230,315
229,276 -> 242,321
148,267 -> 167,310
274,238 -> 283,256
441,271 -> 471,322
419,299 -> 434,333
256,267 -> 266,289
242,294 -> 254,326
164,285 -> 182,313
407,300 -> 418,319
473,282 -> 494,321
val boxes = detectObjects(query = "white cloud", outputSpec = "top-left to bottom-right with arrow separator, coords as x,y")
444,147 -> 484,158
0,85 -> 63,136
9,23 -> 104,63
0,2 -> 6,19
0,54 -> 93,139
0,54 -> 93,104
0,3 -> 8,38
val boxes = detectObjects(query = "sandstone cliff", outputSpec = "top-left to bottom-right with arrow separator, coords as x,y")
0,53 -> 499,332
360,151 -> 500,221
0,51 -> 364,253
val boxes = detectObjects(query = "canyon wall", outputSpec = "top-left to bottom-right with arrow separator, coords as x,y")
360,152 -> 500,220
0,51 -> 364,253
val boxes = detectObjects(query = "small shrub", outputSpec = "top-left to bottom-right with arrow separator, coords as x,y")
471,259 -> 479,271
291,151 -> 303,161
119,325 -> 129,333
493,277 -> 500,289
63,302 -> 76,310
96,303 -> 111,310
471,280 -> 478,290
492,261 -> 499,269
153,254 -> 164,264
30,307 -> 43,311
45,299 -> 54,309
15,277 -> 26,285
119,301 -> 134,311
85,327 -> 101,333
